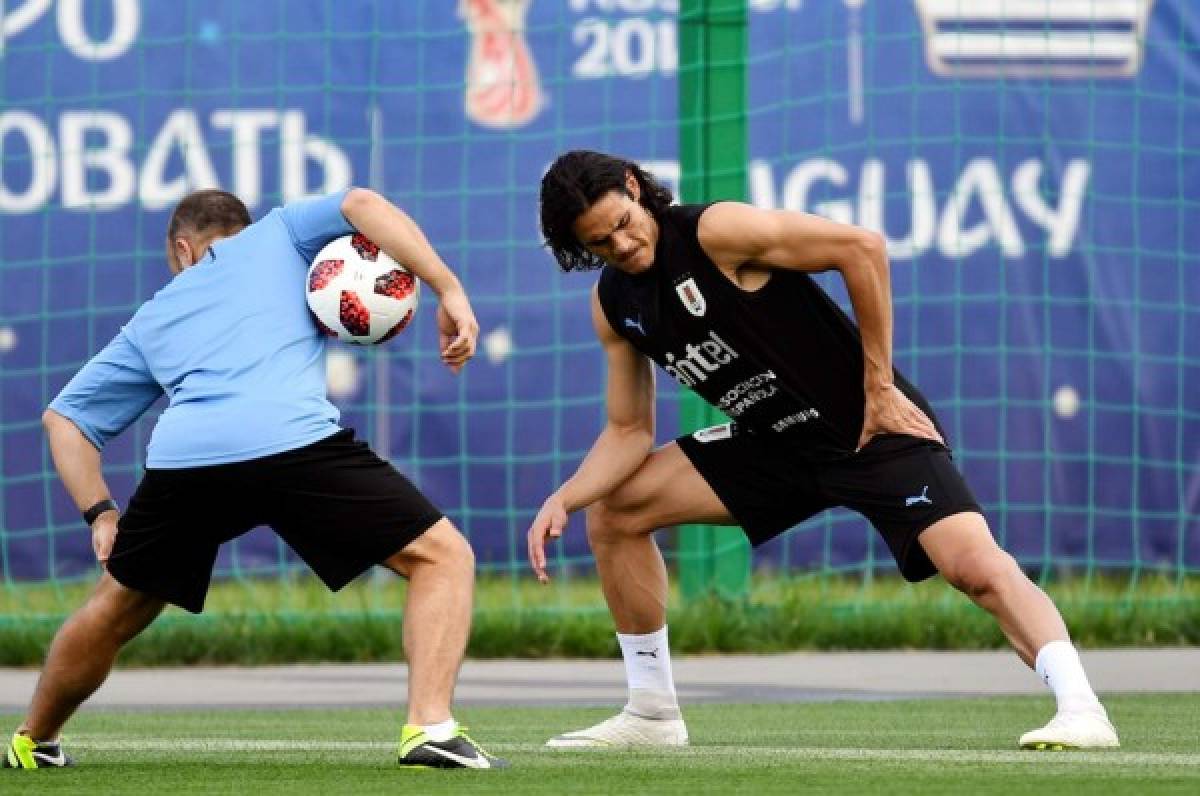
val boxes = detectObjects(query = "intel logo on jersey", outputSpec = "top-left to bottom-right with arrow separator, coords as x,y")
663,331 -> 738,388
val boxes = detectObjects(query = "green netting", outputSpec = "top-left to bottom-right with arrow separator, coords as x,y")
0,2 -> 1196,636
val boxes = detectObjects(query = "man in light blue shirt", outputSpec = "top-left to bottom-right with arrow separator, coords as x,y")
50,190 -> 350,468
6,188 -> 506,770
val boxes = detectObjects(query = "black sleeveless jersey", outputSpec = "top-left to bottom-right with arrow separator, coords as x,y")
596,203 -> 937,461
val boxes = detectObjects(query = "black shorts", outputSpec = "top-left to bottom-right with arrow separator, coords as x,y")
677,425 -> 983,581
108,429 -> 443,613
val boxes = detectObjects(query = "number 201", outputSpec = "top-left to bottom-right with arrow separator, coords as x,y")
573,18 -> 677,79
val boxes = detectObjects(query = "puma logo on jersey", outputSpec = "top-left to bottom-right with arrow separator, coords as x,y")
663,331 -> 739,388
905,486 -> 932,507
623,316 -> 646,335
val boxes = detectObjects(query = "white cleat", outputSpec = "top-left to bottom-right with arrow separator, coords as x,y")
546,710 -> 689,748
1019,709 -> 1120,750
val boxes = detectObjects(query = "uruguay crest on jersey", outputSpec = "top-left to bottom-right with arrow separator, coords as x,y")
674,276 -> 706,317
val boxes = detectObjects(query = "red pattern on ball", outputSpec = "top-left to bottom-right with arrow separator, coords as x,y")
377,308 -> 415,343
351,234 -> 380,262
339,291 -> 371,337
375,268 -> 416,300
309,259 -> 343,291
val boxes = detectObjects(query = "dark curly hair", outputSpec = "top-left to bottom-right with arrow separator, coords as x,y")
540,150 -> 674,272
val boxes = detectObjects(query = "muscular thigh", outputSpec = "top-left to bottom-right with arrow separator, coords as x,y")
918,510 -> 1003,574
601,442 -> 737,529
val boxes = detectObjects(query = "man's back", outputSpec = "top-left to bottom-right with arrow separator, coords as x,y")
52,192 -> 354,468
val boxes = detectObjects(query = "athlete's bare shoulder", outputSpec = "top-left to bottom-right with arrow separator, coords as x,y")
696,202 -> 774,271
696,202 -> 778,287
699,202 -> 882,277
590,280 -> 622,346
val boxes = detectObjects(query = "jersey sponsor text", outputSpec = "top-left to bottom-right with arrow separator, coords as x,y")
662,330 -> 738,388
771,408 -> 821,432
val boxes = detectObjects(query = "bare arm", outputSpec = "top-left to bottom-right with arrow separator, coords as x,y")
527,284 -> 655,582
699,202 -> 941,448
557,286 -> 655,511
43,409 -> 120,563
341,188 -> 462,295
340,188 -> 479,372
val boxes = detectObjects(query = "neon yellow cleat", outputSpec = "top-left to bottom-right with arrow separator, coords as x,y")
3,732 -> 74,769
397,724 -> 508,769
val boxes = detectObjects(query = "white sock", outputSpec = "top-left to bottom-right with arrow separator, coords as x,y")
617,626 -> 680,718
1035,640 -> 1103,715
421,717 -> 458,742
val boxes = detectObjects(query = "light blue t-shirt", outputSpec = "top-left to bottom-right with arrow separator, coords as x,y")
49,190 -> 355,468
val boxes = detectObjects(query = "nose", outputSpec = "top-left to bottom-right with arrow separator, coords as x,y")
612,233 -> 637,260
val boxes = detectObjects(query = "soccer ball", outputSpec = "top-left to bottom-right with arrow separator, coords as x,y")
306,234 -> 420,344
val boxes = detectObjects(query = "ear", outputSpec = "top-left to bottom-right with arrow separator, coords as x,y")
624,171 -> 640,201
172,237 -> 195,273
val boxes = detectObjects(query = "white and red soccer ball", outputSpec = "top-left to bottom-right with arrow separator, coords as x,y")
306,234 -> 420,345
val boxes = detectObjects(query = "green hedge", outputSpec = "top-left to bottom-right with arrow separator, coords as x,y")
0,574 -> 1196,666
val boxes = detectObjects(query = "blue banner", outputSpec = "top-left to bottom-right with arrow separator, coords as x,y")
0,0 -> 1195,581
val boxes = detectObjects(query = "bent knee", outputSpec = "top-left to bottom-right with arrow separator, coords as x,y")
941,547 -> 1023,599
394,518 -> 475,574
585,498 -> 645,545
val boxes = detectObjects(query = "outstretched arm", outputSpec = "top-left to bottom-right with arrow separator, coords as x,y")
527,284 -> 655,582
340,188 -> 479,373
697,202 -> 942,449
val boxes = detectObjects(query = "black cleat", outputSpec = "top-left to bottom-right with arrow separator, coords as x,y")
4,732 -> 74,769
397,724 -> 508,769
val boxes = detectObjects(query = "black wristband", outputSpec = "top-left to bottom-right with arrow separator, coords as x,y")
82,498 -> 118,526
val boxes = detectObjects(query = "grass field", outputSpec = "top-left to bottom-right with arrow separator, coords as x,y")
2,574 -> 1197,664
3,695 -> 1198,793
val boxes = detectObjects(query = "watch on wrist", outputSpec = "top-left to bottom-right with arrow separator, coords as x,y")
82,498 -> 118,526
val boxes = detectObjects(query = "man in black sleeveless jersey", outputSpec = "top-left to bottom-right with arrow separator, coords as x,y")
527,150 -> 1118,751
